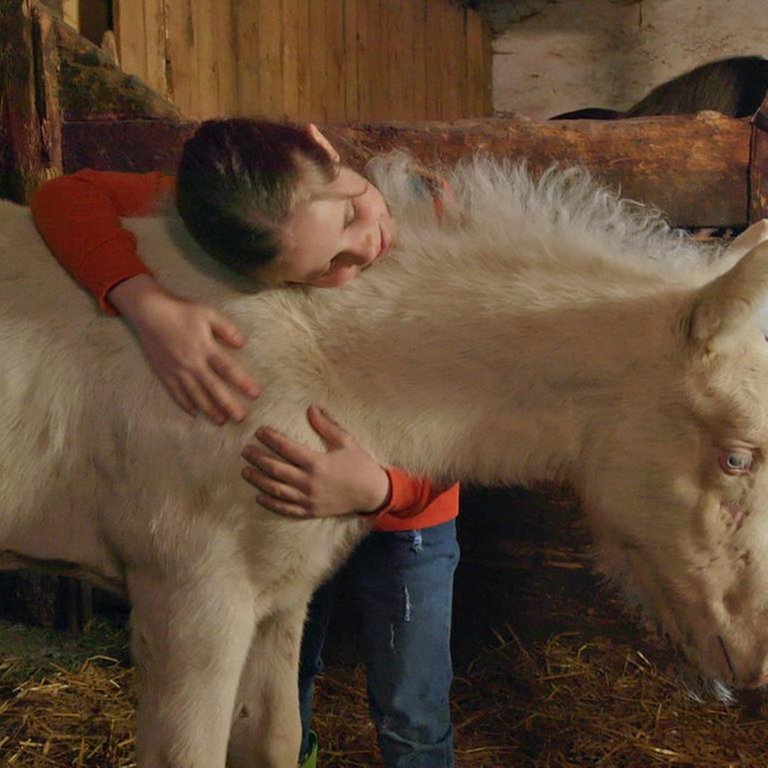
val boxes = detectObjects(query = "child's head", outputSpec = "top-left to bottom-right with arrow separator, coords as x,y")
176,119 -> 394,287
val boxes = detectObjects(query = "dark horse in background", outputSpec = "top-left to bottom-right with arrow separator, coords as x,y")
552,56 -> 768,120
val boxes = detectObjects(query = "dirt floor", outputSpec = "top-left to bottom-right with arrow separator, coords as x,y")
1,485 -> 767,767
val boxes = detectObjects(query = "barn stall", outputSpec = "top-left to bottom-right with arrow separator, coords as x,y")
2,1 -> 768,766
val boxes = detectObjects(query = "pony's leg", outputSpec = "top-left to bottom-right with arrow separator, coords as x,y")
127,566 -> 256,768
227,601 -> 307,768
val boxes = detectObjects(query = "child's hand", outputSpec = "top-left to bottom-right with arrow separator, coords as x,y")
108,275 -> 260,424
241,405 -> 391,518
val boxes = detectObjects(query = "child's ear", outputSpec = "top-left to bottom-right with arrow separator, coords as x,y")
306,123 -> 340,163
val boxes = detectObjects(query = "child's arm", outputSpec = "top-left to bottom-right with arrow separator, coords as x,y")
241,406 -> 444,519
109,275 -> 260,423
30,171 -> 259,423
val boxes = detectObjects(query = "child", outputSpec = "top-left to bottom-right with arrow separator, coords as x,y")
31,118 -> 459,768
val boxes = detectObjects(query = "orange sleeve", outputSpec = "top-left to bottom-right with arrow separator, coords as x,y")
30,170 -> 176,315
378,467 -> 443,518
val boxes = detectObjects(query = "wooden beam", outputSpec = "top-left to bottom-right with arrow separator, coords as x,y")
62,119 -> 198,173
61,114 -> 751,228
324,115 -> 751,228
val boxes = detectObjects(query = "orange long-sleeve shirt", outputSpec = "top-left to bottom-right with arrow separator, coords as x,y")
30,170 -> 459,532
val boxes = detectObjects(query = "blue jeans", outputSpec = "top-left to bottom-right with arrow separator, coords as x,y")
299,519 -> 459,768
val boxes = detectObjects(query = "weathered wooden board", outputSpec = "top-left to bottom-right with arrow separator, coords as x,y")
56,19 -> 180,123
750,93 -> 768,223
112,0 -> 493,122
0,0 -> 62,203
63,114 -> 751,228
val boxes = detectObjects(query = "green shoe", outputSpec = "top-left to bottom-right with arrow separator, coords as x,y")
299,730 -> 318,768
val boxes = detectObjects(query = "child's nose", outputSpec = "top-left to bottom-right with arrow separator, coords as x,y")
351,229 -> 378,263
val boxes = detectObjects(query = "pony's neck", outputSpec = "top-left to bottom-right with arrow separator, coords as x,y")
320,272 -> 686,489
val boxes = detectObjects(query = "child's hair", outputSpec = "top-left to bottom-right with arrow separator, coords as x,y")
176,118 -> 340,274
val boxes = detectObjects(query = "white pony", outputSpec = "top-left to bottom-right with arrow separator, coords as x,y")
2,155 -> 768,767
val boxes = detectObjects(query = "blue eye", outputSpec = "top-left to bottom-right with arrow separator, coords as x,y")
719,450 -> 754,474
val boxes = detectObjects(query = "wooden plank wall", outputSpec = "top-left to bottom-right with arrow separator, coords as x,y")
113,0 -> 492,121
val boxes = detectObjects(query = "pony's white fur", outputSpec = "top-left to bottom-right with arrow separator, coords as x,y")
2,155 -> 768,767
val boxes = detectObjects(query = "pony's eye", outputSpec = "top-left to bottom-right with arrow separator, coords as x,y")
719,449 -> 754,474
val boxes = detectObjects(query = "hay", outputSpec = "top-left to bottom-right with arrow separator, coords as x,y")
1,626 -> 767,767
0,656 -> 135,767
308,624 -> 768,767
2,483 -> 767,766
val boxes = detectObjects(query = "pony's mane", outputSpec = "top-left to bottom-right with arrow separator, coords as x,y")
366,151 -> 726,288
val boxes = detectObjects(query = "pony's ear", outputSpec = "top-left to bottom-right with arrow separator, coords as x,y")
687,242 -> 768,353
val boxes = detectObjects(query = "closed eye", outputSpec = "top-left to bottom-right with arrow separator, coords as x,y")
344,199 -> 357,228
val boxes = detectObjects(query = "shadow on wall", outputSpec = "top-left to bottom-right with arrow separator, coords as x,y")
551,56 -> 768,119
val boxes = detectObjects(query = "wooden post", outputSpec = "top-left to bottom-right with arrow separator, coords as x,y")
749,92 -> 768,223
0,3 -> 85,633
0,0 -> 62,204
